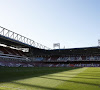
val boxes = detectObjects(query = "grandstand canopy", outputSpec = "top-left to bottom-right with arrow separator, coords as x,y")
46,46 -> 100,56
0,34 -> 34,48
0,26 -> 50,50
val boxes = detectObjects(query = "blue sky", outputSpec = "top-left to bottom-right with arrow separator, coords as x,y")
0,0 -> 100,49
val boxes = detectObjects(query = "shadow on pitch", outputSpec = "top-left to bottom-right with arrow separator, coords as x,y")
0,67 -> 80,83
77,73 -> 100,78
40,76 -> 100,87
46,74 -> 100,80
11,81 -> 69,90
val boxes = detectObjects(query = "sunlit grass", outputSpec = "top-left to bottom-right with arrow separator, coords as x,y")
0,67 -> 100,90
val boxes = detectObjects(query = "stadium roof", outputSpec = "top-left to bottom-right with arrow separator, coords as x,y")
46,46 -> 100,56
0,26 -> 50,50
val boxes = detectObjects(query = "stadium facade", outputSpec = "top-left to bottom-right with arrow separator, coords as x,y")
0,26 -> 100,67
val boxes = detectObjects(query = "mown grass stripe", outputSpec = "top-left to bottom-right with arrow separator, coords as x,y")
0,67 -> 100,90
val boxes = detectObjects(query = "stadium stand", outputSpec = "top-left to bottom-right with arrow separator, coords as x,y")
0,46 -> 31,67
1,45 -> 100,67
0,26 -> 100,67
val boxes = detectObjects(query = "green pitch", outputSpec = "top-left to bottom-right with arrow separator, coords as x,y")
0,67 -> 100,90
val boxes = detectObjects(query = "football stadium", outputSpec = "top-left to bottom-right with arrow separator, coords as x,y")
0,0 -> 100,90
0,26 -> 100,90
